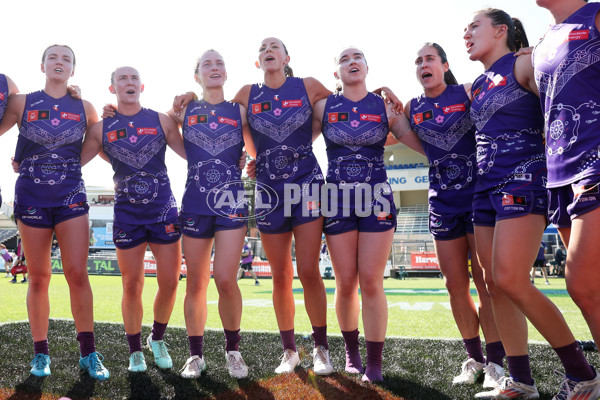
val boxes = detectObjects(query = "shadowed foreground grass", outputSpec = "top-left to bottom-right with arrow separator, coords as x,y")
1,320 -> 597,400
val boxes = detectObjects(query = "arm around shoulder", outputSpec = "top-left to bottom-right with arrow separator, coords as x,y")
514,54 -> 539,96
232,85 -> 252,108
304,77 -> 332,106
159,112 -> 186,160
0,93 -> 25,135
81,120 -> 103,166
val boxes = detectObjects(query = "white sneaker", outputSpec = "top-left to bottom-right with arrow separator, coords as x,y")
475,377 -> 539,399
552,368 -> 600,400
312,345 -> 334,376
226,351 -> 248,379
483,362 -> 505,389
274,349 -> 299,374
180,355 -> 206,379
453,358 -> 484,385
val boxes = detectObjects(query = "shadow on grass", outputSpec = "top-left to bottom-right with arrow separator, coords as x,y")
7,375 -> 45,400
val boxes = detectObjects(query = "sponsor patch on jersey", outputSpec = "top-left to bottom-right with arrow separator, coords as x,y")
472,87 -> 482,97
328,112 -> 349,123
502,194 -> 527,206
228,213 -> 245,219
188,114 -> 208,125
413,110 -> 433,125
442,104 -> 466,114
137,127 -> 158,135
107,128 -> 128,143
218,117 -> 238,127
377,212 -> 393,221
568,29 -> 589,41
60,112 -> 81,121
282,99 -> 303,108
165,224 -> 175,234
360,114 -> 382,122
68,201 -> 86,209
573,183 -> 600,198
27,110 -> 50,122
487,75 -> 506,90
252,101 -> 272,114
306,200 -> 319,211
0,93 -> 4,101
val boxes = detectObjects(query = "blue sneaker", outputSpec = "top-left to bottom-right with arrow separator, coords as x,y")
128,351 -> 147,372
146,335 -> 172,369
30,353 -> 51,377
79,352 -> 110,381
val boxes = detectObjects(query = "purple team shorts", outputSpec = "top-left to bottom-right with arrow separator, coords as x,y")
549,176 -> 600,223
113,215 -> 181,249
547,187 -> 573,228
429,210 -> 474,240
14,201 -> 89,228
179,212 -> 246,239
255,201 -> 321,234
323,196 -> 397,235
472,190 -> 548,227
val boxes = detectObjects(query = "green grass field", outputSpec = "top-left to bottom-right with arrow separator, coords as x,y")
0,274 -> 594,342
0,274 -> 597,400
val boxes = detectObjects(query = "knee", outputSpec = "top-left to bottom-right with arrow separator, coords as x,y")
28,273 -> 51,292
359,277 -> 382,299
443,275 -> 469,297
297,265 -> 322,285
122,278 -> 144,298
215,277 -> 238,297
65,268 -> 90,288
492,268 -> 525,299
272,269 -> 294,288
566,276 -> 598,314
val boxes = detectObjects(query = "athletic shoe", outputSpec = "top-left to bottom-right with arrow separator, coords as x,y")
146,334 -> 173,369
483,362 -> 505,389
255,280 -> 260,286
545,281 -> 550,285
552,369 -> 600,400
453,358 -> 484,385
4,273 -> 11,278
475,377 -> 539,399
9,277 -> 16,283
128,351 -> 147,372
21,278 -> 27,283
180,355 -> 206,379
312,345 -> 334,375
79,352 -> 110,381
226,351 -> 248,378
29,353 -> 51,377
274,349 -> 299,374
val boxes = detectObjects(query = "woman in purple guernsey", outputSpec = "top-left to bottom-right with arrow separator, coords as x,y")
0,45 -> 109,380
231,37 -> 334,376
167,50 -> 250,379
533,0 -> 600,397
464,9 -> 598,399
81,66 -> 185,373
0,73 -> 19,205
407,43 -> 504,389
312,46 -> 422,383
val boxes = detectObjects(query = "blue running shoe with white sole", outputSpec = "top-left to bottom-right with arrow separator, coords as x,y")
128,351 -> 147,372
79,352 -> 110,381
30,353 -> 51,377
147,334 -> 173,369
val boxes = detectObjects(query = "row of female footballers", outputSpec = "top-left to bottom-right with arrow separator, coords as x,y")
2,0 -> 600,397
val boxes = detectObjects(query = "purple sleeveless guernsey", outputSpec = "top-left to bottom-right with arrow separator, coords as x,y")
0,74 -> 8,204
470,53 -> 546,194
181,100 -> 246,216
321,92 -> 389,186
533,2 -> 600,188
14,90 -> 87,207
0,74 -> 8,121
247,77 -> 323,190
102,108 -> 177,224
409,85 -> 476,212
